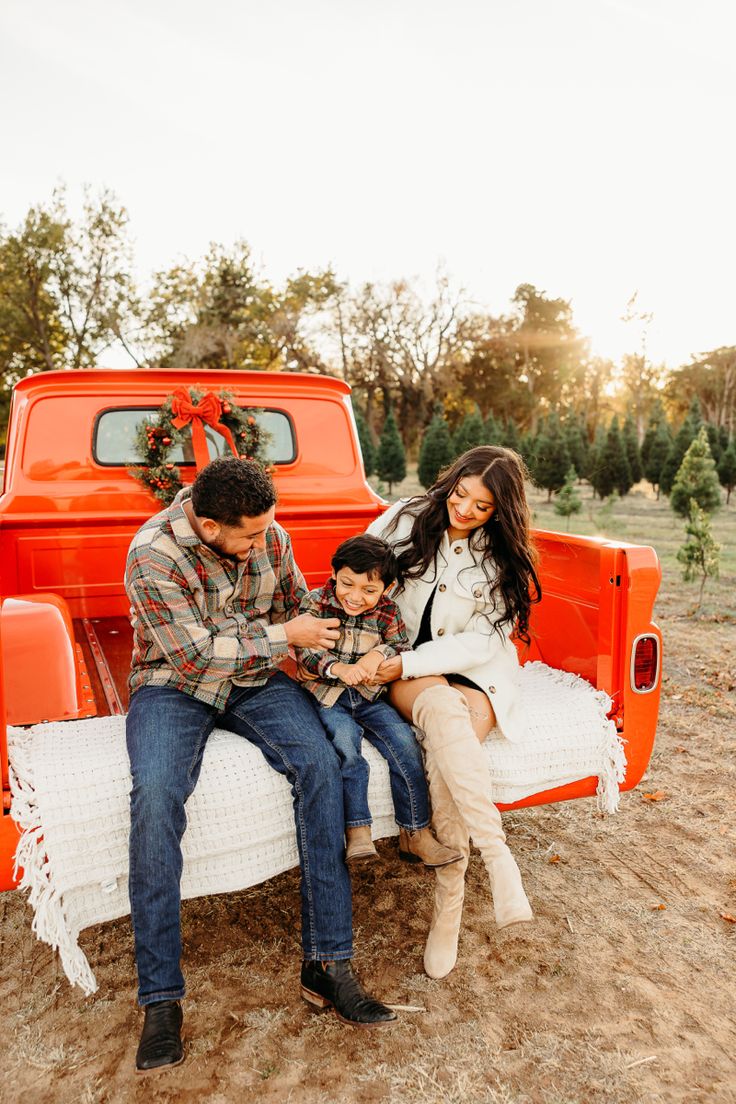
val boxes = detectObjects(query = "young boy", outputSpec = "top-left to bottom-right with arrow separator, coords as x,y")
297,534 -> 462,868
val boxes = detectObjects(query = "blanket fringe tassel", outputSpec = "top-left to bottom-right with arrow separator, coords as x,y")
8,728 -> 98,995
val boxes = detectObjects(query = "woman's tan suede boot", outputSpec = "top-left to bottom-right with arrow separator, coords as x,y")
413,685 -> 533,932
421,759 -> 470,978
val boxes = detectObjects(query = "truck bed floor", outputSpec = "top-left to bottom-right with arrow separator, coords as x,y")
74,617 -> 133,716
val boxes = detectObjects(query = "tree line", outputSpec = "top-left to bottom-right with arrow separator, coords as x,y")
362,394 -> 735,505
2,189 -> 736,457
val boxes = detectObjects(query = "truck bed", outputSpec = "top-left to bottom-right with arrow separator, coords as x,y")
74,617 -> 133,716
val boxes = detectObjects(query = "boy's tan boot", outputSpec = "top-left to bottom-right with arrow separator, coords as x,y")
413,685 -> 533,931
345,825 -> 379,864
398,827 -> 463,868
421,761 -> 470,978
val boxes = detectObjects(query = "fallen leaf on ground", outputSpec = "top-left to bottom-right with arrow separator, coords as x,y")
642,791 -> 668,802
548,854 -> 561,864
651,904 -> 667,911
719,913 -> 736,923
674,746 -> 688,754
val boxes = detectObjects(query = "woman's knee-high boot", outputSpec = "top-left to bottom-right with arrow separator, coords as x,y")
422,757 -> 469,978
413,684 -> 533,931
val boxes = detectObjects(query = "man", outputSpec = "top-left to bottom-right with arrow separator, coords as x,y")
125,457 -> 395,1074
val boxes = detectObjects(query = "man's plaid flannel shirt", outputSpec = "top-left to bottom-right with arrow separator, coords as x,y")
125,489 -> 306,710
297,576 -> 411,707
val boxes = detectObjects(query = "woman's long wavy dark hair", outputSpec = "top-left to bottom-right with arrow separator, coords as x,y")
385,446 -> 542,644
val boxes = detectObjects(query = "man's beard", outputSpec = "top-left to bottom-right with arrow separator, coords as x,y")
206,538 -> 251,564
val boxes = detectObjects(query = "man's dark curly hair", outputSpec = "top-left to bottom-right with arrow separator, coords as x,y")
190,458 -> 276,526
331,534 -> 401,588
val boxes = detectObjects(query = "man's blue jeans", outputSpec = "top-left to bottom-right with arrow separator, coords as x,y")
315,689 -> 430,831
126,673 -> 353,1006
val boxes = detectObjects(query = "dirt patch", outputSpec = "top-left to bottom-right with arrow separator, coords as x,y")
2,486 -> 735,1104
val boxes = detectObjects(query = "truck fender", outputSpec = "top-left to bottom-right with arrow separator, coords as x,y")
0,594 -> 96,726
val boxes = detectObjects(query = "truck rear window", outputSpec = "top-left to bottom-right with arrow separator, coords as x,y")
93,407 -> 296,466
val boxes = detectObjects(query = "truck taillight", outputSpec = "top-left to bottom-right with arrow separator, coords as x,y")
630,634 -> 660,693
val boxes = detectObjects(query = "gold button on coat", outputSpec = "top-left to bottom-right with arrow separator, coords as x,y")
454,545 -> 463,554
437,628 -> 445,636
488,685 -> 496,693
438,583 -> 446,592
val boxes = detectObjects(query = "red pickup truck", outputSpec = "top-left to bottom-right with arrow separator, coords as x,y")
0,368 -> 663,892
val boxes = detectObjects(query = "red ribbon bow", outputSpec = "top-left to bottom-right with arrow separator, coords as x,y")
170,388 -> 238,471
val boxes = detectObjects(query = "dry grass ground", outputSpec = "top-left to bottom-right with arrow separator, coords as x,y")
1,475 -> 734,1104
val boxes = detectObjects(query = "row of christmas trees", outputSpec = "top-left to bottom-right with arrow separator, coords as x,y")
356,397 -> 736,505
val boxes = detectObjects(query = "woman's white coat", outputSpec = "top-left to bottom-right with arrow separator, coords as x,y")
367,498 -> 527,743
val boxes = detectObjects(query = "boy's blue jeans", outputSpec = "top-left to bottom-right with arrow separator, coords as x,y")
316,688 -> 430,831
126,673 -> 353,1007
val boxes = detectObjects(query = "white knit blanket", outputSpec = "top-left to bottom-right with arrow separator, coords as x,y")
8,662 -> 624,995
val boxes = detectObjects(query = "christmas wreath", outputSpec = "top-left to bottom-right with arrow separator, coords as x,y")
128,387 -> 271,506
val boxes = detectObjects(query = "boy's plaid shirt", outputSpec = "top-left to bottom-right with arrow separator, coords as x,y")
297,577 -> 411,707
125,489 -> 306,710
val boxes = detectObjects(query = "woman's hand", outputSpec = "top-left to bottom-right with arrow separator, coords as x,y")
369,654 -> 405,685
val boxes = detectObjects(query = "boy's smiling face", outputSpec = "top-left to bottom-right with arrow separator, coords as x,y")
333,566 -> 386,616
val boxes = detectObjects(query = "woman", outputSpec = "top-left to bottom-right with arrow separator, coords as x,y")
367,445 -> 541,979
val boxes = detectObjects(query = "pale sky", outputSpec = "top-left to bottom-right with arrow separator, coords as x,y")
1,0 -> 734,368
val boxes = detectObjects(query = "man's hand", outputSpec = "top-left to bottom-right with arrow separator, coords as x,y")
369,654 -> 405,685
285,614 -> 341,649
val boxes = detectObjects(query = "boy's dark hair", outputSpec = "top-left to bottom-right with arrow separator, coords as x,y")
191,457 -> 277,526
331,534 -> 400,588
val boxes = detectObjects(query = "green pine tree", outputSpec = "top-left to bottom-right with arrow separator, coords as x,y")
687,394 -> 703,433
554,466 -> 582,530
531,416 -> 571,501
418,406 -> 454,488
601,416 -> 632,497
518,430 -> 537,469
622,413 -> 643,484
564,415 -> 588,481
717,437 -> 736,504
660,415 -> 697,495
642,420 -> 673,498
640,400 -> 665,474
484,412 -> 504,445
353,408 -> 376,477
705,423 -> 723,465
676,499 -> 721,609
718,424 -> 730,456
670,426 -> 721,518
453,405 -> 485,457
376,408 -> 406,494
503,417 -> 522,454
588,424 -> 608,498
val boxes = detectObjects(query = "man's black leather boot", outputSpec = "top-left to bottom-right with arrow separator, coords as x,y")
135,999 -> 184,1073
300,960 -> 397,1025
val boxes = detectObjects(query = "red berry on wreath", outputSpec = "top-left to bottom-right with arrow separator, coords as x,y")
162,436 -> 171,445
223,403 -> 231,413
247,416 -> 255,425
